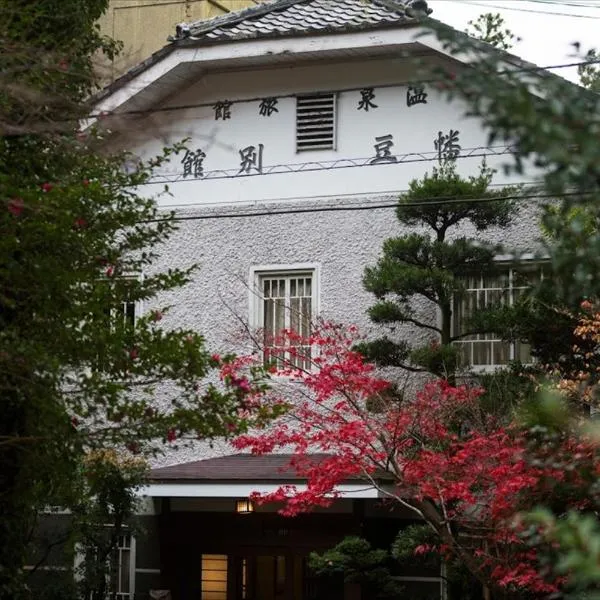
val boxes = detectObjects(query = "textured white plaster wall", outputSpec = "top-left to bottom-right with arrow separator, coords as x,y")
115,55 -> 543,207
105,51 -> 548,467
146,195 -> 542,467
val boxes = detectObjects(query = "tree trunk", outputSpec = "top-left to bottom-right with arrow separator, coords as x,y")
440,301 -> 455,386
416,499 -> 514,600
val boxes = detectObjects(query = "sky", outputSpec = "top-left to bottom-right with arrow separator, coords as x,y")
428,0 -> 600,82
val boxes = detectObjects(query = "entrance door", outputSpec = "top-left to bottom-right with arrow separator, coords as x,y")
199,553 -> 343,600
199,553 -> 293,600
239,555 -> 288,600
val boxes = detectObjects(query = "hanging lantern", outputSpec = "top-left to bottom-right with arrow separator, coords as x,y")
235,499 -> 255,515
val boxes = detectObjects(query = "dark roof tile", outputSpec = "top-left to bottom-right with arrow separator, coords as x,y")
149,453 -> 335,481
178,0 -> 416,44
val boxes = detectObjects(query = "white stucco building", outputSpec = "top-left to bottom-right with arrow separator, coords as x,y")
83,1 -> 564,598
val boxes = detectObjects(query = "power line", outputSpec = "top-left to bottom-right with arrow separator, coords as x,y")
528,0 -> 600,10
89,55 -> 600,124
143,189 -> 595,223
162,177 -> 542,207
460,0 -> 600,18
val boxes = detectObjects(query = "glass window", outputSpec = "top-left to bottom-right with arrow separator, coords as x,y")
111,533 -> 134,599
256,270 -> 316,370
202,554 -> 228,600
452,267 -> 540,368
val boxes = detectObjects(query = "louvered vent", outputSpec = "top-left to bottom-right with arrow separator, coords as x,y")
296,93 -> 336,151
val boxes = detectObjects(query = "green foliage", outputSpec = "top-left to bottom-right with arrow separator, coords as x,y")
465,274 -> 584,373
525,510 -> 600,599
578,48 -> 600,94
477,366 -> 538,420
309,536 -> 404,599
392,525 -> 481,600
410,342 -> 459,378
363,159 -> 518,378
0,2 -> 276,598
517,387 -> 573,434
426,22 -> 600,302
466,13 -> 516,51
541,203 -> 600,306
73,451 -> 146,600
395,159 -> 517,234
354,337 -> 411,369
0,0 -> 121,134
391,524 -> 438,568
406,17 -> 600,598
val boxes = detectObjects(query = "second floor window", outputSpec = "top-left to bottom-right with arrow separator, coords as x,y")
452,267 -> 541,369
252,267 -> 317,371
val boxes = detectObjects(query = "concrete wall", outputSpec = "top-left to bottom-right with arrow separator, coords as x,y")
96,0 -> 262,82
143,195 -> 541,468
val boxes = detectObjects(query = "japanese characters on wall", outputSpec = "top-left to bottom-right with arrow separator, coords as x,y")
179,83 -> 462,180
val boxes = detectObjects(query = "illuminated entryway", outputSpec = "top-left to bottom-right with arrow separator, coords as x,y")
200,553 -> 338,600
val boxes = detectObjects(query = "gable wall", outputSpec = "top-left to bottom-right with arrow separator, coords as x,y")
118,54 -> 538,208
107,52 -> 544,467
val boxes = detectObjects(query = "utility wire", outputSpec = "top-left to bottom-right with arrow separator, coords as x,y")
527,0 -> 600,10
142,189 -> 595,223
88,56 -> 600,123
460,0 -> 600,18
104,0 -> 600,18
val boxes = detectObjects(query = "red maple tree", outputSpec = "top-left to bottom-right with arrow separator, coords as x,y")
233,323 -> 598,597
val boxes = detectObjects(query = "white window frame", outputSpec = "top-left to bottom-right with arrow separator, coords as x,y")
74,531 -> 136,600
112,532 -> 136,600
249,264 -> 320,369
115,273 -> 143,328
452,262 -> 543,372
99,272 -> 143,330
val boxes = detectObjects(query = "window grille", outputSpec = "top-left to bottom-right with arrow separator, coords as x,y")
296,93 -> 336,151
111,533 -> 134,600
119,299 -> 136,329
255,270 -> 316,370
452,268 -> 540,368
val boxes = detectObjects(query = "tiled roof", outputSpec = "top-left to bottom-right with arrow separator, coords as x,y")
94,0 -> 428,104
176,0 -> 420,43
149,453 -> 334,481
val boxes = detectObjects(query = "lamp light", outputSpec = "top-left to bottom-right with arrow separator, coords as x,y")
236,499 -> 255,515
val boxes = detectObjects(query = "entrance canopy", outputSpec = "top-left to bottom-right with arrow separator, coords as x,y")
141,453 -> 384,499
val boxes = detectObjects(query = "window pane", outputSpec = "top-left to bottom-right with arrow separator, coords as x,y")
471,341 -> 490,366
259,272 -> 314,369
124,301 -> 135,327
202,554 -> 228,600
290,297 -> 300,334
110,533 -> 132,598
516,341 -> 532,363
119,548 -> 130,593
453,267 -> 543,367
275,299 -> 285,335
492,341 -> 510,366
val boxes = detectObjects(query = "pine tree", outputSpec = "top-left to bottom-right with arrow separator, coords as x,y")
578,48 -> 600,93
361,160 -> 518,380
465,12 -> 516,51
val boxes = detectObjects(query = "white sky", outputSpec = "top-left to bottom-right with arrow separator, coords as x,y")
428,0 -> 600,82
